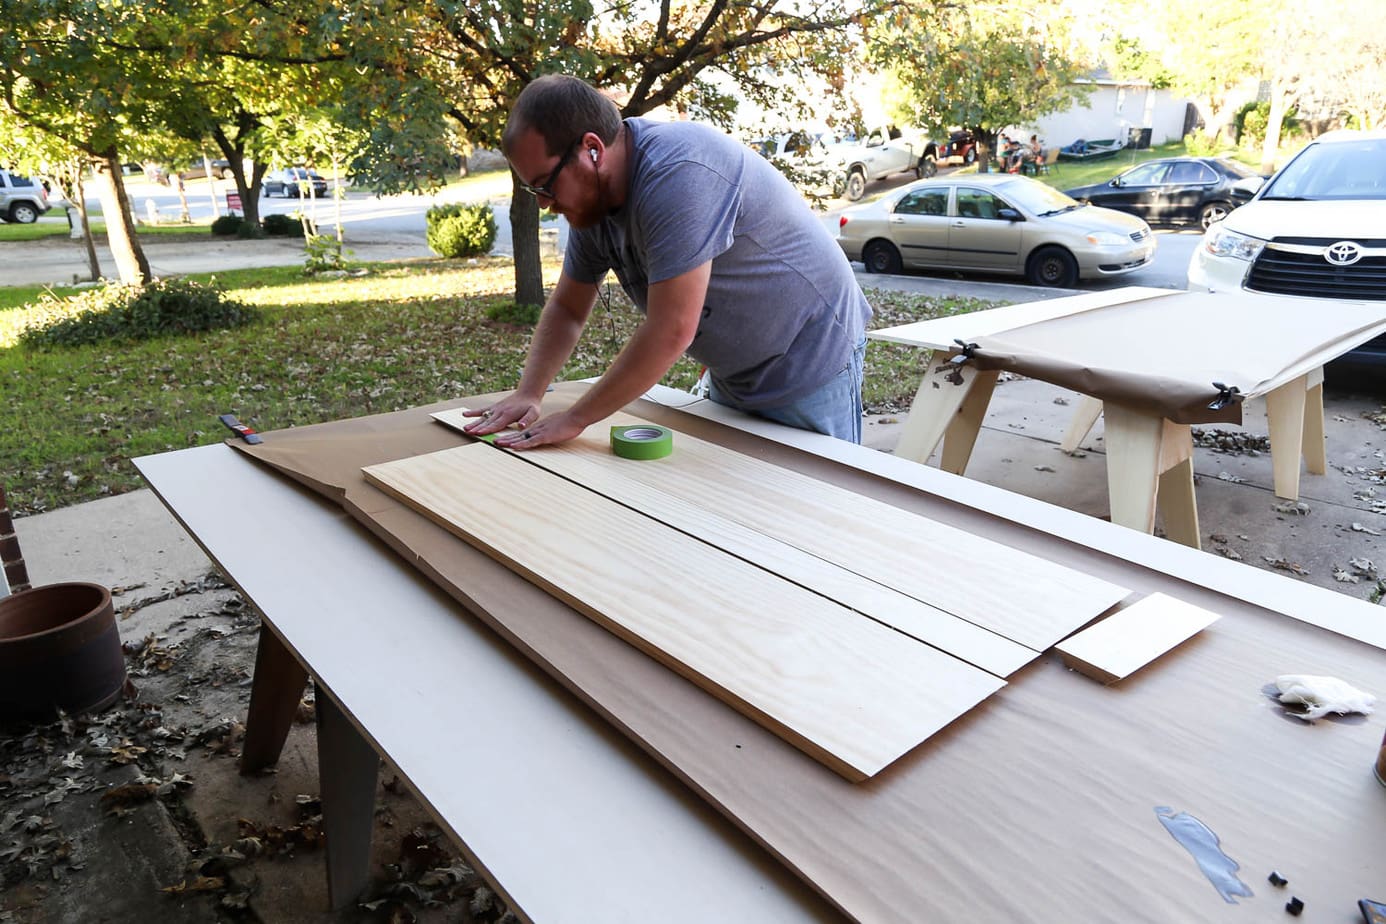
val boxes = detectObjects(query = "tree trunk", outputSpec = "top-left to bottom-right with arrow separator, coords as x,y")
1259,83 -> 1289,175
510,177 -> 545,308
237,162 -> 268,227
73,169 -> 101,282
93,154 -> 151,285
975,128 -> 994,174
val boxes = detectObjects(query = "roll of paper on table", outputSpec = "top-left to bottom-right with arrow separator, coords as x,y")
610,424 -> 674,460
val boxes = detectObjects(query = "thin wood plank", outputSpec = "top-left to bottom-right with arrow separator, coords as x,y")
365,444 -> 1005,781
432,408 -> 1130,651
1055,592 -> 1221,683
867,286 -> 1171,350
437,415 -> 1034,677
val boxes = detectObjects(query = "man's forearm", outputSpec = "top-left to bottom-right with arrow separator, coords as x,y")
561,320 -> 691,427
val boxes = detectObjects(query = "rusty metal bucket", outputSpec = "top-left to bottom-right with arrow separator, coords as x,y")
0,582 -> 126,723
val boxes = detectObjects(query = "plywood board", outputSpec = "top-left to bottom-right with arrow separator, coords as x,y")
442,416 -> 1034,677
432,408 -> 1129,651
1055,592 -> 1221,683
365,444 -> 1005,781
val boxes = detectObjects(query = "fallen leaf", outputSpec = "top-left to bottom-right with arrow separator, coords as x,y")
1351,522 -> 1382,535
1033,464 -> 1055,473
1263,556 -> 1309,575
1217,472 -> 1246,484
160,875 -> 226,894
99,782 -> 157,814
1351,557 -> 1377,574
1333,567 -> 1361,583
1274,501 -> 1310,515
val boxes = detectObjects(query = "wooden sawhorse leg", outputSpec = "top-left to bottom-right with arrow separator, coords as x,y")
1102,404 -> 1201,549
241,623 -> 310,774
894,353 -> 999,475
316,686 -> 379,910
1264,367 -> 1326,500
1060,396 -> 1104,453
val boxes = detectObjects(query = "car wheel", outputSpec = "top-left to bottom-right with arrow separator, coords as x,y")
1199,201 -> 1231,229
845,168 -> 867,202
862,240 -> 904,275
963,148 -> 976,165
915,156 -> 937,180
1026,247 -> 1078,287
10,203 -> 39,224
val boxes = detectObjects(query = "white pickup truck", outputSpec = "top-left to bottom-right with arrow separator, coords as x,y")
828,126 -> 938,201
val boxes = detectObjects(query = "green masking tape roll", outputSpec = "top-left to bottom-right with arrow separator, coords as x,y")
610,424 -> 674,460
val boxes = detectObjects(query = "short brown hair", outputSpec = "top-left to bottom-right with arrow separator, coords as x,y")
503,75 -> 623,157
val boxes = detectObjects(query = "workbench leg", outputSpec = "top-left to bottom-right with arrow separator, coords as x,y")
896,355 -> 997,470
1265,373 -> 1308,500
939,369 -> 999,475
1157,458 -> 1201,549
316,686 -> 379,911
1102,405 -> 1197,548
241,624 -> 310,774
1303,367 -> 1326,476
1060,396 -> 1104,453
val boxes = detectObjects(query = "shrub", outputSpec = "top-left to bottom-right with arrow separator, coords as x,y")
261,213 -> 304,237
426,203 -> 497,258
303,234 -> 349,275
484,300 -> 541,326
1183,132 -> 1221,157
18,278 -> 259,348
210,214 -> 245,236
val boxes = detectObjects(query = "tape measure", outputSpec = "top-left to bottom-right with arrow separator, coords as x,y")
610,425 -> 674,460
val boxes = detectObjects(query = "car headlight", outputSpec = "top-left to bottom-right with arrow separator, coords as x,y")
1202,225 -> 1266,262
1084,231 -> 1128,247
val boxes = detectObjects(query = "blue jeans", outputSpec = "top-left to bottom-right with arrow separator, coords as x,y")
707,337 -> 865,443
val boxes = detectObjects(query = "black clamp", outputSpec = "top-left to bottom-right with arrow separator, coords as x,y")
1208,382 -> 1243,411
219,413 -> 263,445
948,338 -> 980,366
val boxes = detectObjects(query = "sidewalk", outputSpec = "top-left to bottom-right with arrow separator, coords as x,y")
0,233 -> 436,288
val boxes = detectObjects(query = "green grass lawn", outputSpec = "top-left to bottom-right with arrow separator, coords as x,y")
0,258 -> 987,515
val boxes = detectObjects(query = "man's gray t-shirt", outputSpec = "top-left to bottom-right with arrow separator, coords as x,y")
563,118 -> 872,409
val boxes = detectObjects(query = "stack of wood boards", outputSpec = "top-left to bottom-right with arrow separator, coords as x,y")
364,410 -> 1131,780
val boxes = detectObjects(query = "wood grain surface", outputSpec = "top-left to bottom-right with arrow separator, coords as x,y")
433,408 -> 1129,651
431,411 -> 1034,677
1055,592 -> 1221,683
365,444 -> 1005,781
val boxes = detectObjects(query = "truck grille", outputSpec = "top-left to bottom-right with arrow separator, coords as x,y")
1247,237 -> 1386,300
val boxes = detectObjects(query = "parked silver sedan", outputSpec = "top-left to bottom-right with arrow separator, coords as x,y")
835,174 -> 1155,286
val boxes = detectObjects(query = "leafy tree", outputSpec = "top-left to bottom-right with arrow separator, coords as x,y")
330,0 -> 888,307
869,2 -> 1092,171
0,0 -> 169,283
0,116 -> 105,280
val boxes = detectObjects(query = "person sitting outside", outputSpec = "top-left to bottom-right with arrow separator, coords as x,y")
1020,135 -> 1044,173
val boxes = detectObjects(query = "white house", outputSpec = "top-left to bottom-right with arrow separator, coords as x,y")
1013,75 -> 1195,150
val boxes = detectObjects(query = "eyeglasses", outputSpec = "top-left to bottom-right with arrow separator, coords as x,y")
517,141 -> 579,199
